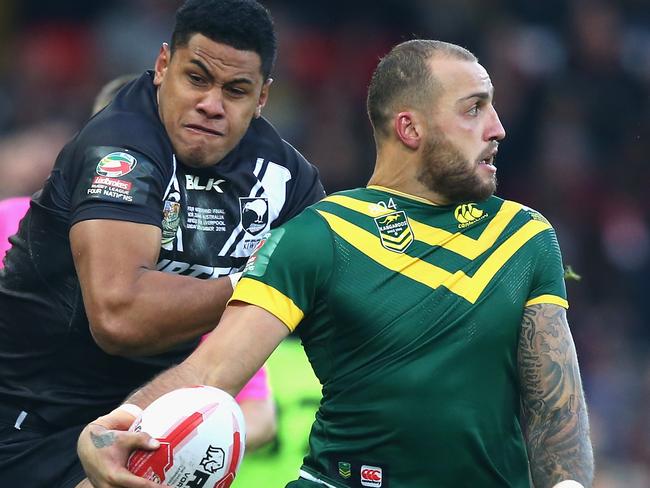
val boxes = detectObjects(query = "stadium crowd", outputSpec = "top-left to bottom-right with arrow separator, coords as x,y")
0,0 -> 648,486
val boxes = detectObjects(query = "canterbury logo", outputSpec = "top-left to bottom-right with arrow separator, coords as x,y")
454,203 -> 487,228
360,465 -> 382,487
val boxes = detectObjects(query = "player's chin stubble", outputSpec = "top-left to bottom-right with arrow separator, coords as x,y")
417,133 -> 497,204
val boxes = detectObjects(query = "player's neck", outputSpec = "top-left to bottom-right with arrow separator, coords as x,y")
368,152 -> 450,206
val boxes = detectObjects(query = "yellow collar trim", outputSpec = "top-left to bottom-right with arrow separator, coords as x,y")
366,185 -> 441,206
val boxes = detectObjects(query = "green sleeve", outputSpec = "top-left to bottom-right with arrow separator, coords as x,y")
229,208 -> 333,330
525,225 -> 569,308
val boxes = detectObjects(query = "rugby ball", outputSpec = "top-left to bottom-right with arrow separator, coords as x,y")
127,386 -> 246,487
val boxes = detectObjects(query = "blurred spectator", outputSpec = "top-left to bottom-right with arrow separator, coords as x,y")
0,197 -> 29,266
0,121 -> 73,200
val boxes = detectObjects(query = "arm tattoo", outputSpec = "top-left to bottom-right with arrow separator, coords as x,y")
518,304 -> 594,487
90,430 -> 117,449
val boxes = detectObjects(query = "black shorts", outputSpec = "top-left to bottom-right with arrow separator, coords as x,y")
0,403 -> 86,487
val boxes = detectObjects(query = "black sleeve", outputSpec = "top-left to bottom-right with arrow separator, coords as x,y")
69,146 -> 170,228
275,142 -> 326,226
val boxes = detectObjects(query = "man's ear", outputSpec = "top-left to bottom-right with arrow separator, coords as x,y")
153,43 -> 171,86
255,78 -> 273,118
394,111 -> 422,150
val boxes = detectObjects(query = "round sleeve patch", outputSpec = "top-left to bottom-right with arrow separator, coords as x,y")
96,152 -> 138,178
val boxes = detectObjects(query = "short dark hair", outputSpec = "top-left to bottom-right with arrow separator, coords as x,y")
367,40 -> 477,140
171,0 -> 277,80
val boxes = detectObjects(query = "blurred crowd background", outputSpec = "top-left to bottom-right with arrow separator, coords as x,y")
0,0 -> 648,486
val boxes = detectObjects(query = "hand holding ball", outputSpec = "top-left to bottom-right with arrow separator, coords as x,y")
127,386 -> 246,487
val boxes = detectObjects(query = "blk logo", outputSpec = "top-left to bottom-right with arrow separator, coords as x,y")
185,175 -> 225,193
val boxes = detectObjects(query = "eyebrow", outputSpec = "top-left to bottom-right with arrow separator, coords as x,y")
189,59 -> 213,81
457,87 -> 494,103
189,59 -> 255,86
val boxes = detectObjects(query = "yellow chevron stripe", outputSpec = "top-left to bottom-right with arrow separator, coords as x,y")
412,201 -> 521,259
230,277 -> 304,331
317,210 -> 550,304
384,240 -> 412,251
525,295 -> 569,309
381,230 -> 412,243
451,219 -> 550,302
322,194 -> 394,217
322,195 -> 523,260
318,209 -> 448,282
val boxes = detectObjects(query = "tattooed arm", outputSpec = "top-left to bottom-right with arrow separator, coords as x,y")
518,304 -> 594,488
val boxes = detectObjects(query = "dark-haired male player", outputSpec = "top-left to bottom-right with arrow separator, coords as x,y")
0,0 -> 324,486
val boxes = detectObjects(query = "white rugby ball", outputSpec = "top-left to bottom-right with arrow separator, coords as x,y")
127,385 -> 246,487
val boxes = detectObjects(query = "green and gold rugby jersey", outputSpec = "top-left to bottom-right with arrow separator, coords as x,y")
231,186 -> 568,488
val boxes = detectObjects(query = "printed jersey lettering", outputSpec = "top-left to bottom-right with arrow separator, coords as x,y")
157,260 -> 234,279
185,175 -> 225,193
79,147 -> 153,207
88,176 -> 134,202
186,206 -> 227,233
156,156 -> 307,280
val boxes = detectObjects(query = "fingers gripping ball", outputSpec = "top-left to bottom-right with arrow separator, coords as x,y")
127,386 -> 246,487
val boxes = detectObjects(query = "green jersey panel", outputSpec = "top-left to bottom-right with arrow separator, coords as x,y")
231,187 -> 569,488
231,208 -> 334,331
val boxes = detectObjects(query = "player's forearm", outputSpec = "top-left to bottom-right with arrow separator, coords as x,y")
125,360 -> 205,410
523,397 -> 593,487
519,305 -> 594,487
124,312 -> 266,408
89,271 -> 233,356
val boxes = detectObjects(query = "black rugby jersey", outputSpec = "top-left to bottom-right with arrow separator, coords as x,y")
0,72 -> 324,427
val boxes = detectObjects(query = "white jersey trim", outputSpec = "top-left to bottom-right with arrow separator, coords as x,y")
298,469 -> 338,487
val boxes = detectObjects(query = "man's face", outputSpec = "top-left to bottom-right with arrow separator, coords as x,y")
417,57 -> 505,203
154,34 -> 270,168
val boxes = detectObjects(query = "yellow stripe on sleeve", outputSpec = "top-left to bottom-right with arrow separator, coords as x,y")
229,277 -> 305,331
525,295 -> 569,309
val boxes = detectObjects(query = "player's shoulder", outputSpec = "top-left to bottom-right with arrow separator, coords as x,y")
314,188 -> 370,207
251,205 -> 333,265
77,73 -> 173,165
492,196 -> 554,228
285,204 -> 332,232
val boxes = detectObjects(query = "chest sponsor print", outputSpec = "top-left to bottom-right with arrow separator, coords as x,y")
87,176 -> 134,202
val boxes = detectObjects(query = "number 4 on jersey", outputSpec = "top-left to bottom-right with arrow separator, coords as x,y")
376,198 -> 398,211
